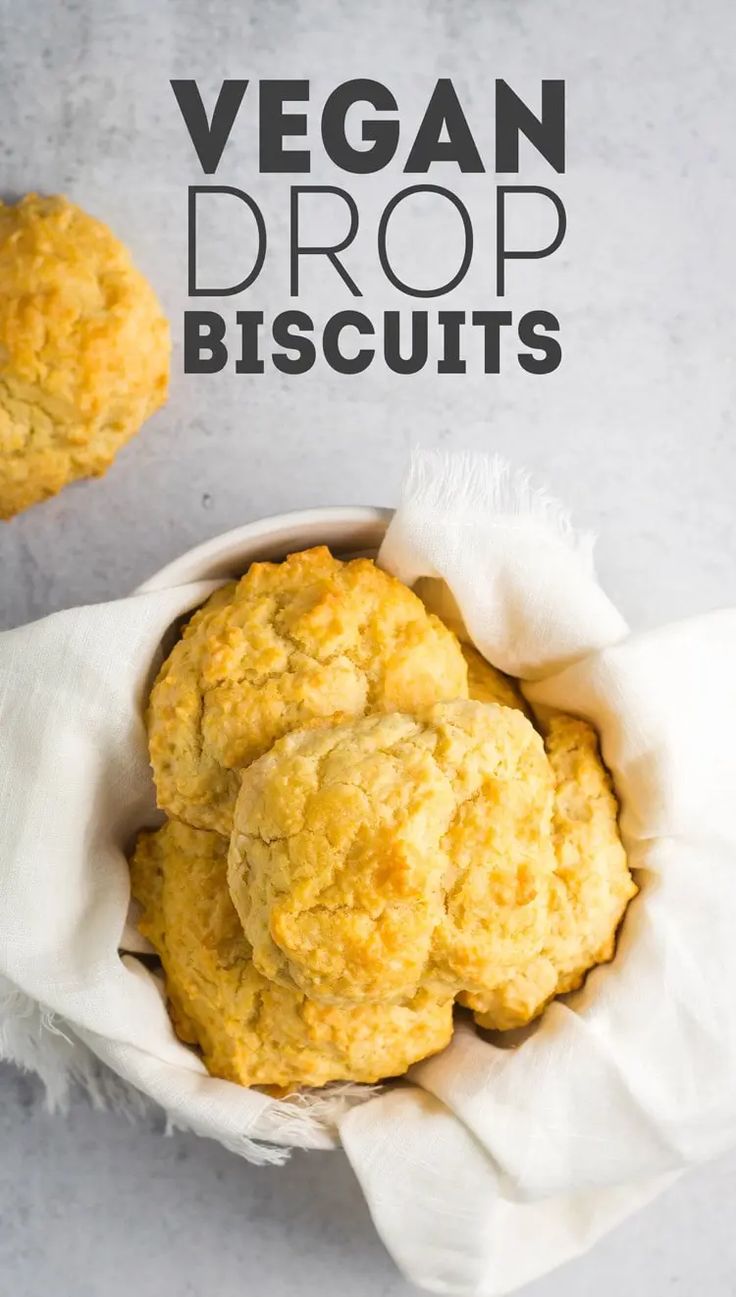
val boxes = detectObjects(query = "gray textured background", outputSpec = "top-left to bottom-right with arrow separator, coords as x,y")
2,1 -> 736,1293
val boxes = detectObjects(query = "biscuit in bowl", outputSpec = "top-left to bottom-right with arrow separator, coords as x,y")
0,194 -> 169,519
462,712 -> 638,1029
462,642 -> 528,713
228,699 -> 557,1007
147,547 -> 469,835
130,819 -> 453,1089
143,542 -> 636,1056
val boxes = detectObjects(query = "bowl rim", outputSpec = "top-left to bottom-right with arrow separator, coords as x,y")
136,505 -> 393,593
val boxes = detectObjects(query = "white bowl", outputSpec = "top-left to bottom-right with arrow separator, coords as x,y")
137,506 -> 393,591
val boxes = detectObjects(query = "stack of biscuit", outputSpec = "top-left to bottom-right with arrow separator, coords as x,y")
131,546 -> 636,1091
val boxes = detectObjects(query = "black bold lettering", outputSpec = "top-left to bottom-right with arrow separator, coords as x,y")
405,79 -> 484,173
437,311 -> 466,374
272,311 -> 317,374
495,80 -> 565,173
323,311 -> 375,374
235,311 -> 264,373
518,310 -> 562,373
471,311 -> 513,374
384,311 -> 428,374
259,80 -> 310,172
322,80 -> 399,173
184,311 -> 227,373
171,79 -> 248,174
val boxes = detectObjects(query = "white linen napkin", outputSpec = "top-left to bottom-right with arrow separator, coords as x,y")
2,449 -> 735,1293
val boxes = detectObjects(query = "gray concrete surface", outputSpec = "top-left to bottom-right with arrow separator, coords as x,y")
1,1 -> 736,1293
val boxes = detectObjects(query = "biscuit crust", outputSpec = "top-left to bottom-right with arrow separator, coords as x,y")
462,643 -> 528,713
148,548 -> 469,834
229,699 -> 556,1007
130,820 -> 453,1089
0,194 -> 169,518
463,713 -> 638,1029
229,694 -> 636,1029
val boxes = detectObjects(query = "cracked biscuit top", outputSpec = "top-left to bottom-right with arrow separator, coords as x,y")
461,713 -> 638,1030
228,699 -> 557,1007
0,194 -> 169,519
147,547 -> 469,834
130,819 -> 453,1089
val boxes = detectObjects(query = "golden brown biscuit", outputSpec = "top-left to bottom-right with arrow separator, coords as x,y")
0,194 -> 169,519
413,576 -> 468,641
464,713 -> 638,1030
148,547 -> 469,834
415,573 -> 528,712
130,819 -> 453,1089
229,699 -> 556,1007
463,643 -> 528,713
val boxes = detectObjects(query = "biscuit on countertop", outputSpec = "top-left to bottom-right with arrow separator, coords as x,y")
0,194 -> 169,519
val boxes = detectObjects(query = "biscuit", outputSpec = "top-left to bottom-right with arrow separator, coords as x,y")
130,819 -> 453,1089
414,575 -> 529,713
0,194 -> 169,519
463,643 -> 528,713
464,713 -> 638,1030
148,547 -> 469,834
228,699 -> 556,1007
